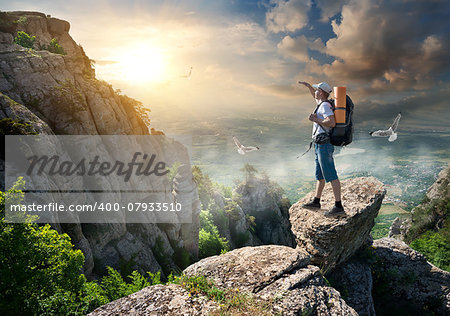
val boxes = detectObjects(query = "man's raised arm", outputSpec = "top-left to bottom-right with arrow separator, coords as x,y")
298,81 -> 316,99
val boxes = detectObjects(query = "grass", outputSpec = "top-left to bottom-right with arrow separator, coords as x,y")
378,203 -> 408,215
173,274 -> 279,315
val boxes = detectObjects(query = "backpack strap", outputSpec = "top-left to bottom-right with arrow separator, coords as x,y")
298,100 -> 329,158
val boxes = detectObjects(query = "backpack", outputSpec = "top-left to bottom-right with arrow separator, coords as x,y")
327,95 -> 354,146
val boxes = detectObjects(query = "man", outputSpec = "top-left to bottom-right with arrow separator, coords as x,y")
298,81 -> 345,216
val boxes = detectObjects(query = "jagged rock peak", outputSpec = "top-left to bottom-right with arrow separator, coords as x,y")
290,176 -> 386,271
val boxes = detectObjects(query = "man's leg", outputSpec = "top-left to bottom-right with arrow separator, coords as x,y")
330,179 -> 341,201
317,144 -> 345,215
302,144 -> 324,209
315,179 -> 325,199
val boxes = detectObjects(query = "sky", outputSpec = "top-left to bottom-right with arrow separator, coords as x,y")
2,0 -> 450,130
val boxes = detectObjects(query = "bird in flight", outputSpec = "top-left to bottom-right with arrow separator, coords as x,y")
369,112 -> 401,142
180,66 -> 192,79
233,136 -> 259,155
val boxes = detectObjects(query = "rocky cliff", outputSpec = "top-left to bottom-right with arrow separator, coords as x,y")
0,11 -> 200,278
89,177 -> 450,315
206,172 -> 296,250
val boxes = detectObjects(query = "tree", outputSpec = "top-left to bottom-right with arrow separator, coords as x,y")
0,220 -> 87,314
240,163 -> 258,183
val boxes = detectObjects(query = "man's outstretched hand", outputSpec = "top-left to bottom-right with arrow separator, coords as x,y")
298,81 -> 310,87
299,81 -> 316,98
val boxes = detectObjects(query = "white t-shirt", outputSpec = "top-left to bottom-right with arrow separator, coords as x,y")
312,99 -> 334,138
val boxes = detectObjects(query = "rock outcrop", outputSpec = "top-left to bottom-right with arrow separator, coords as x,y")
90,245 -> 358,315
0,11 -> 200,279
371,238 -> 450,315
88,283 -> 219,316
234,174 -> 297,248
87,177 -> 450,315
207,173 -> 296,249
290,177 -> 385,271
183,245 -> 357,315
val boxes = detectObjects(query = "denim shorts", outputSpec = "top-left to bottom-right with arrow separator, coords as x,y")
314,143 -> 338,182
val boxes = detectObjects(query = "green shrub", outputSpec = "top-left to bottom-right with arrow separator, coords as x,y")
0,180 -> 165,315
199,228 -> 229,259
100,266 -> 155,301
172,244 -> 191,271
199,210 -> 229,258
192,165 -> 213,210
151,236 -> 172,276
176,274 -> 225,302
14,31 -> 35,48
0,220 -> 87,315
410,229 -> 450,272
233,231 -> 250,248
174,274 -> 276,315
210,207 -> 229,235
47,38 -> 66,55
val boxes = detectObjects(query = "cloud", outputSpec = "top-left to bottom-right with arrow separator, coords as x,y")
315,0 -> 348,20
219,21 -> 273,55
321,0 -> 450,91
277,35 -> 327,62
277,35 -> 309,62
353,84 -> 450,129
266,0 -> 310,33
249,83 -> 303,98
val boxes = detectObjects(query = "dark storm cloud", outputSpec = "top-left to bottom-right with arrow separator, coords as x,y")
354,85 -> 450,129
270,0 -> 450,92
322,0 -> 450,88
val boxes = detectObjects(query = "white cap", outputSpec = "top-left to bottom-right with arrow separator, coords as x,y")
312,82 -> 332,94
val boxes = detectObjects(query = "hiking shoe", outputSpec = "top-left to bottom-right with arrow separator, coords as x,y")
302,200 -> 321,209
324,205 -> 345,217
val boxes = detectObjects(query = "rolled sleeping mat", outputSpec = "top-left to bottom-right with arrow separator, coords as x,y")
333,86 -> 346,124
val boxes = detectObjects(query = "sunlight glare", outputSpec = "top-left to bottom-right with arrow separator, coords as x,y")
118,45 -> 168,84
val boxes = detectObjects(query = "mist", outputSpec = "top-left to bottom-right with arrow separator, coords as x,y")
158,115 -> 449,206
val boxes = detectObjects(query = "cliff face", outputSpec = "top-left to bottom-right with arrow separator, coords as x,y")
0,11 -> 200,278
0,11 -> 145,135
207,174 -> 296,250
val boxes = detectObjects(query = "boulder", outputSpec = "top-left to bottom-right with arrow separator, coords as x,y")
88,283 -> 219,316
184,245 -> 358,315
372,238 -> 450,315
290,177 -> 385,271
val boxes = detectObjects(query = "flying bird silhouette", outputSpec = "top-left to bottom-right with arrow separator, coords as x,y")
180,66 -> 192,79
233,136 -> 259,155
370,112 -> 401,142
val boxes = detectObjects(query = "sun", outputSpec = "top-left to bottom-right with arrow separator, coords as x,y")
118,45 -> 167,84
